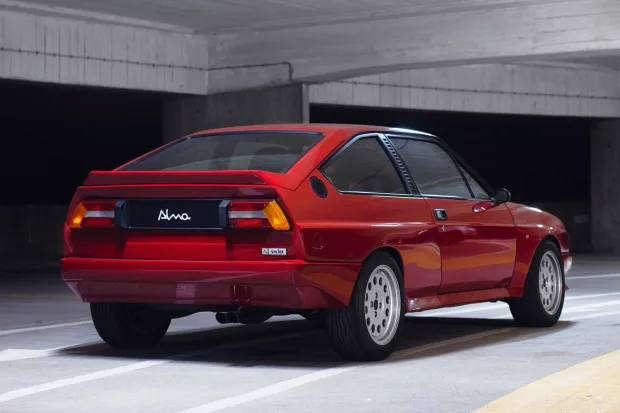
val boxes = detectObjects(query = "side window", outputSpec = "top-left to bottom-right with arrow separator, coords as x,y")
460,168 -> 491,200
322,137 -> 407,194
389,137 -> 471,198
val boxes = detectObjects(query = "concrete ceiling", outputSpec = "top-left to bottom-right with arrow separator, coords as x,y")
1,0 -> 619,94
1,0 -> 600,33
561,55 -> 620,70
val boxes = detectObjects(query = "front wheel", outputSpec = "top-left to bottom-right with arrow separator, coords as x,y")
509,240 -> 565,327
326,252 -> 405,361
91,303 -> 171,349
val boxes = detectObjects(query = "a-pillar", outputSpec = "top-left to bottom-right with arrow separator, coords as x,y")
591,119 -> 620,253
162,84 -> 309,143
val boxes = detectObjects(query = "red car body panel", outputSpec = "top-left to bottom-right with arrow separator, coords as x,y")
60,124 -> 572,313
423,198 -> 517,295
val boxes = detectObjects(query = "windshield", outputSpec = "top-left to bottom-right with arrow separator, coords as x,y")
121,131 -> 324,173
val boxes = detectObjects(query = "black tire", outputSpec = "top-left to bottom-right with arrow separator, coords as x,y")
90,303 -> 171,349
509,240 -> 565,327
326,252 -> 405,361
300,310 -> 326,328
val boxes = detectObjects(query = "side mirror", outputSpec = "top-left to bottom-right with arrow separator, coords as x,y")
493,188 -> 511,205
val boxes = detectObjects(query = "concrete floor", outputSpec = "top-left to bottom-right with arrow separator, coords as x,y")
1,256 -> 619,413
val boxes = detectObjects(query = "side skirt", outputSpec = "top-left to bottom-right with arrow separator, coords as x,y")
406,287 -> 524,313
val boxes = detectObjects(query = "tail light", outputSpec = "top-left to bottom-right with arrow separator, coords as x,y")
70,200 -> 117,228
228,200 -> 290,230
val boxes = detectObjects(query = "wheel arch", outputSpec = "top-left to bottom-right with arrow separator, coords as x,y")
366,246 -> 404,276
541,234 -> 561,254
509,232 -> 564,293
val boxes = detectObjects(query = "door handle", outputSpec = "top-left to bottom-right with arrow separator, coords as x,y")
433,209 -> 448,221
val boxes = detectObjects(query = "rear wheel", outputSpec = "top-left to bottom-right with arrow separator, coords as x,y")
326,252 -> 405,361
509,240 -> 565,327
91,303 -> 171,349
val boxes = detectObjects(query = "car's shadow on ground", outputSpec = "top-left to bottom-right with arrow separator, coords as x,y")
58,315 -> 574,368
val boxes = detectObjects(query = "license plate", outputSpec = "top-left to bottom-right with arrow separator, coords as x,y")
121,199 -> 223,230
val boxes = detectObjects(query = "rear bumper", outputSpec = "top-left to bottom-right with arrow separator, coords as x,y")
60,257 -> 360,309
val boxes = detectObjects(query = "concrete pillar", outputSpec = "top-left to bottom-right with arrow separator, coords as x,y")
162,84 -> 309,143
591,119 -> 620,253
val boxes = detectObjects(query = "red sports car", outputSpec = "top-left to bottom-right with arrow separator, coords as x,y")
61,124 -> 572,361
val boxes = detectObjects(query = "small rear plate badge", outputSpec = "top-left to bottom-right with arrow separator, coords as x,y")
262,248 -> 287,256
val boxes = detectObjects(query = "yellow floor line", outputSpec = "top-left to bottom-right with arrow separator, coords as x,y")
474,349 -> 620,413
0,294 -> 78,300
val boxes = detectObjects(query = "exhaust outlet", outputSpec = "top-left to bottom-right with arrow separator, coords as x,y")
215,311 -> 239,324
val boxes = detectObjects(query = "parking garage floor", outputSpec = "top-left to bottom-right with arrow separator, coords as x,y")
1,256 -> 620,413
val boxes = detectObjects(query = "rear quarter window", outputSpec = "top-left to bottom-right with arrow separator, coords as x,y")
321,136 -> 407,195
121,132 -> 324,173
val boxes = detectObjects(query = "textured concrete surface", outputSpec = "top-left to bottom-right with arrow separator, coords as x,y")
162,84 -> 309,143
2,0 -> 620,92
0,205 -> 66,272
1,256 -> 620,412
310,64 -> 620,118
591,119 -> 620,253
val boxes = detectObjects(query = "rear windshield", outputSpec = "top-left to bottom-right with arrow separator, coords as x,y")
121,131 -> 324,173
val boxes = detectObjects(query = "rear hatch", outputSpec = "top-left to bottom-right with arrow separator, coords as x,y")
64,130 -> 324,262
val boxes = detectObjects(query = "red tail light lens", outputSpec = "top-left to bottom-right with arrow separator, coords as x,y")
70,200 -> 117,228
228,200 -> 290,230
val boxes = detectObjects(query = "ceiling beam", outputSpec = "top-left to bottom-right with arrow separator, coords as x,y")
211,0 -> 620,83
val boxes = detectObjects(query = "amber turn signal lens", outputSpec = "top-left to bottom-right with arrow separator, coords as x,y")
263,200 -> 290,231
69,200 -> 116,229
227,200 -> 291,231
70,203 -> 87,228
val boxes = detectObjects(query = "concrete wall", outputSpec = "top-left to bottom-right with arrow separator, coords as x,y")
0,9 -> 291,95
309,64 -> 620,118
162,84 -> 309,142
0,9 -> 210,94
591,119 -> 620,253
0,205 -> 66,273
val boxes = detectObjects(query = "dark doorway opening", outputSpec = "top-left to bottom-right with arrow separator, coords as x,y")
0,80 -> 165,271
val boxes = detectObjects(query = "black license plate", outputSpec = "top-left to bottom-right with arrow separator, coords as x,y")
122,199 -> 223,230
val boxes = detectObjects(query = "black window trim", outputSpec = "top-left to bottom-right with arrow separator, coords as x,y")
117,130 -> 326,172
384,133 -> 496,202
318,132 -> 417,198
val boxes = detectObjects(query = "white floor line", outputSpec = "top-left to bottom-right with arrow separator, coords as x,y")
0,345 -> 71,362
0,330 -> 314,404
491,298 -> 620,319
565,292 -> 620,301
563,299 -> 620,313
566,309 -> 620,321
567,273 -> 620,280
0,320 -> 92,337
176,328 -> 513,413
418,291 -> 620,318
414,304 -> 506,317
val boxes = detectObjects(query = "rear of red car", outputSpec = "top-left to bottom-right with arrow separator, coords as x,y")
60,129 -> 357,311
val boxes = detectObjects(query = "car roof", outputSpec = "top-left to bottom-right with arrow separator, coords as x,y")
188,123 -> 437,138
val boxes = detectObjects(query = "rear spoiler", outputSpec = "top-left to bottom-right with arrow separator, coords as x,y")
83,171 -> 269,186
